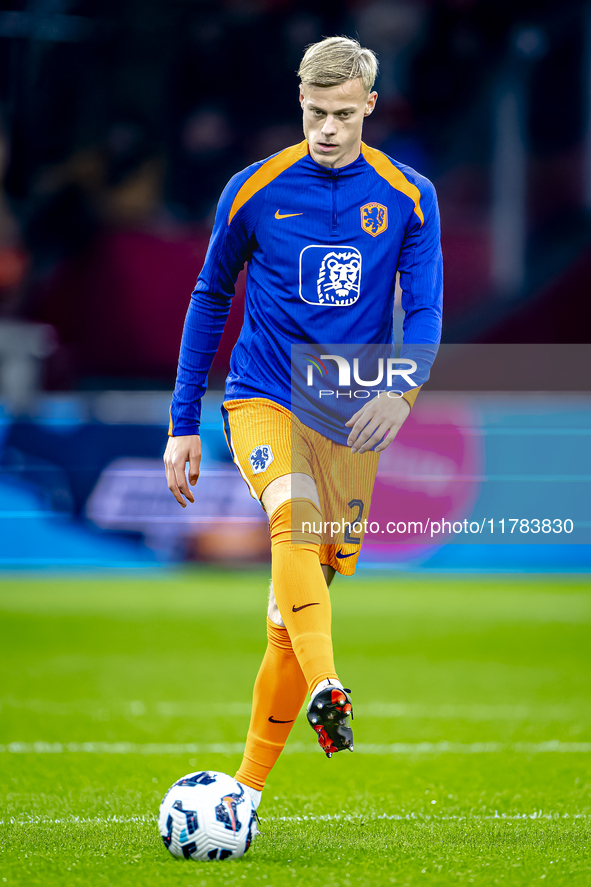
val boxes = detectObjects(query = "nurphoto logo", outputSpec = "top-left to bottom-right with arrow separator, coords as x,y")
305,354 -> 417,397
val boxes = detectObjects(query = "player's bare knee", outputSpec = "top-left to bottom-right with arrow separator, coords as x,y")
267,581 -> 285,627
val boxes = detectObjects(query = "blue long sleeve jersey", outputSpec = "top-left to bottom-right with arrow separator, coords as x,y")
169,140 -> 443,445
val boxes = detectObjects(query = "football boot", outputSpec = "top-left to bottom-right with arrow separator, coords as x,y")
306,686 -> 354,757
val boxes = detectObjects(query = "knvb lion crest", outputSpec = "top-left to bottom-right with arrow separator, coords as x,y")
361,202 -> 388,237
249,445 -> 274,474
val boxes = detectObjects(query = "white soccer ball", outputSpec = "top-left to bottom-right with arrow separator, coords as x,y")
158,770 -> 257,861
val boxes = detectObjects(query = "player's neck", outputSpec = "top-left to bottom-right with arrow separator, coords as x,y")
307,141 -> 362,170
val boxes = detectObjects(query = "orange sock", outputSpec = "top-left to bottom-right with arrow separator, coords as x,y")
269,498 -> 339,694
235,619 -> 307,791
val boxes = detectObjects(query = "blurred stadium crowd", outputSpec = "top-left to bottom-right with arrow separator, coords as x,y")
0,0 -> 590,568
0,0 -> 590,394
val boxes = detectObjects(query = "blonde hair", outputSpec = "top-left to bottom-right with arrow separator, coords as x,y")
298,37 -> 378,94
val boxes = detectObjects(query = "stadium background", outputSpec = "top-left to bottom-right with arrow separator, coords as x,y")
0,0 -> 589,570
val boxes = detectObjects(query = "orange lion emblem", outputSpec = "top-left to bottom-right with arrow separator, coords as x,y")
360,202 -> 388,237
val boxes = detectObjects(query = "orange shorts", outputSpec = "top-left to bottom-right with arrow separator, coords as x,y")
221,398 -> 379,575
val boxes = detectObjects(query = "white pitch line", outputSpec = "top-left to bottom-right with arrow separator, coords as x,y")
0,742 -> 246,755
1,811 -> 588,827
268,811 -> 590,823
355,741 -> 591,754
1,740 -> 590,755
2,699 -> 587,722
2,815 -> 155,825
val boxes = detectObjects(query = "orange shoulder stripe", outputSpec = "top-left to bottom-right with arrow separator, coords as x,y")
228,141 -> 309,225
361,143 -> 424,226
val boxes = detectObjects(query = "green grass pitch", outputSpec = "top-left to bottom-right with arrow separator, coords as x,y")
0,569 -> 590,886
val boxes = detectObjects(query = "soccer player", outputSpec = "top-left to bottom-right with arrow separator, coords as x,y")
164,37 -> 443,810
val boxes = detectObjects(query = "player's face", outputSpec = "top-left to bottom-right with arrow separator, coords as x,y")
300,78 -> 377,169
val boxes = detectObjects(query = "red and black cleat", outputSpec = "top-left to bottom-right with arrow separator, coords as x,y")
306,686 -> 354,758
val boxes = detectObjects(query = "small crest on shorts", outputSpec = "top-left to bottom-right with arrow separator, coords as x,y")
361,202 -> 388,237
249,445 -> 274,474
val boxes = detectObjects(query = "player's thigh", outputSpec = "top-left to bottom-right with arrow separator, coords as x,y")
261,472 -> 320,516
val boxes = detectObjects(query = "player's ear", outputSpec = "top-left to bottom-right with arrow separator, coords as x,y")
299,84 -> 305,108
364,91 -> 378,117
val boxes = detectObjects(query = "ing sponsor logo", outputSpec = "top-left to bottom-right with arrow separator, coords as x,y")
299,245 -> 362,307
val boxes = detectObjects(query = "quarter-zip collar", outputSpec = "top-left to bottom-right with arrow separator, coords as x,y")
299,144 -> 367,178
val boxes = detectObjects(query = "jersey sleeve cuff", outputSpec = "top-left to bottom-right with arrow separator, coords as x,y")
401,386 -> 422,410
168,417 -> 201,437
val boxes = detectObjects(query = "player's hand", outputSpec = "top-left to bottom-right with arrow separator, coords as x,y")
163,434 -> 201,507
345,394 -> 411,455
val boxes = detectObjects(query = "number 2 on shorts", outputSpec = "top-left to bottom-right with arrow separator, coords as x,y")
345,499 -> 364,545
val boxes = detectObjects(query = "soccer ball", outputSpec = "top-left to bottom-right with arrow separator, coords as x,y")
158,770 -> 257,861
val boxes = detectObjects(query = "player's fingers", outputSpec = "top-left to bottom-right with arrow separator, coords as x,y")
345,405 -> 368,428
350,418 -> 380,453
346,408 -> 377,446
188,452 -> 200,486
347,416 -> 368,448
374,425 -> 400,453
356,422 -> 389,454
173,460 -> 194,504
348,420 -> 373,449
165,461 -> 187,507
